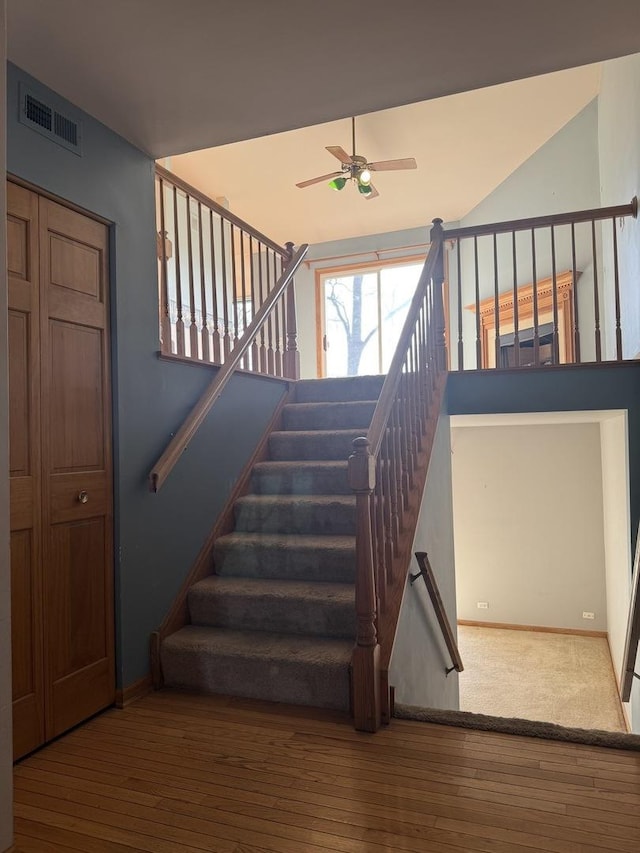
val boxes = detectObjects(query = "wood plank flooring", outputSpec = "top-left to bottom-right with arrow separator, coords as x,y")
12,690 -> 640,852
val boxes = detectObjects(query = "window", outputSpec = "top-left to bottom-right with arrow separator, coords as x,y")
317,257 -> 424,377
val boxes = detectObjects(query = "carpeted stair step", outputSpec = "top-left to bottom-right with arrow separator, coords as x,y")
161,625 -> 352,710
251,460 -> 349,495
295,374 -> 385,403
234,494 -> 356,535
214,533 -> 356,583
282,400 -> 376,431
188,576 -> 355,638
269,428 -> 365,461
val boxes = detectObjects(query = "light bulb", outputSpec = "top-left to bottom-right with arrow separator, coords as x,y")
359,169 -> 372,186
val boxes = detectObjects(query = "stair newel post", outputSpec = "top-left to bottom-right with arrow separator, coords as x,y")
283,241 -> 301,380
430,218 -> 447,372
348,436 -> 382,732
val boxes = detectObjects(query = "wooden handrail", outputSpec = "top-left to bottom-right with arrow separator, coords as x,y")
444,198 -> 637,241
621,523 -> 640,702
150,243 -> 308,492
156,164 -> 287,257
368,237 -> 442,459
410,552 -> 463,675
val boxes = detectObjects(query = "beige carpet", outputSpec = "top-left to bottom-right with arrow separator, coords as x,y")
457,625 -> 627,732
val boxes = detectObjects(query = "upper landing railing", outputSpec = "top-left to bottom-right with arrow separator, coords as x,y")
443,199 -> 638,371
155,165 -> 300,380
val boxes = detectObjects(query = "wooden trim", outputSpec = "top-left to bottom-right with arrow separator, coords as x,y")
314,253 -> 428,381
114,675 -> 153,709
458,620 -> 607,638
155,164 -> 286,256
151,386 -> 293,654
8,172 -> 112,226
466,270 -> 576,368
149,244 -> 308,492
445,198 -> 638,240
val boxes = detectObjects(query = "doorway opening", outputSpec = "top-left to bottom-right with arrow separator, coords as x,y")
450,410 -> 633,733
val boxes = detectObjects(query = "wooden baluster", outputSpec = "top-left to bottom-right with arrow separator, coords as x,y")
239,230 -> 248,368
612,217 -> 623,360
591,220 -> 602,362
531,229 -> 540,367
272,251 -> 283,376
186,194 -> 199,358
230,224 -> 240,349
172,185 -> 185,356
220,216 -> 231,358
473,235 -> 481,367
258,243 -> 268,372
209,210 -> 221,363
388,406 -> 401,555
249,236 -> 259,372
571,223 -> 581,363
512,231 -> 520,367
493,233 -> 500,367
348,437 -> 381,733
266,249 -> 275,374
456,238 -> 463,370
157,178 -> 171,354
409,333 -> 420,456
550,226 -> 559,364
400,367 -> 415,496
373,474 -> 386,609
197,202 -> 210,362
283,241 -> 300,379
382,429 -> 394,582
430,218 -> 447,371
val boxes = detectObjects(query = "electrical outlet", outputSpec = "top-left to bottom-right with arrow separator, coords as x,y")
582,611 -> 595,620
477,602 -> 489,610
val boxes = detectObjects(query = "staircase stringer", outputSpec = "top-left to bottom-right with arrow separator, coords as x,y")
150,384 -> 295,688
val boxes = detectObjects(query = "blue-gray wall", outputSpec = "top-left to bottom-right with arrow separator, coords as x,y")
7,63 -> 287,686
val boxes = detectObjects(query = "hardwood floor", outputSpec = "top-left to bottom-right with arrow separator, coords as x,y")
12,690 -> 640,852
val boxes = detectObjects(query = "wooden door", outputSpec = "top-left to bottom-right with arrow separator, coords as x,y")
9,183 -> 114,758
9,182 -> 44,758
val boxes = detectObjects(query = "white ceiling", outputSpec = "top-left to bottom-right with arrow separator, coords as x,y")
167,65 -> 601,245
7,1 -> 640,158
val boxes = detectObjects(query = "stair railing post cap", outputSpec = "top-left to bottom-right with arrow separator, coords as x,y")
348,436 -> 376,492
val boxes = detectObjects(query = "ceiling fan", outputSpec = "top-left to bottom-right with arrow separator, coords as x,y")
295,117 -> 417,200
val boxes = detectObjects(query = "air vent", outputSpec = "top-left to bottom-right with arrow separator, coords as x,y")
19,84 -> 82,156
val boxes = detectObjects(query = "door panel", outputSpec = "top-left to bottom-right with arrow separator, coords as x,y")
8,182 -> 114,757
8,181 -> 44,760
40,196 -> 114,741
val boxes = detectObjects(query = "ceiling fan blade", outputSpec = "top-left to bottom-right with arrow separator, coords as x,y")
326,146 -> 353,165
365,184 -> 379,200
368,157 -> 417,172
296,171 -> 343,189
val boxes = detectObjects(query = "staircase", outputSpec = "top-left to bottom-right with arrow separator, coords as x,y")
160,374 -> 385,711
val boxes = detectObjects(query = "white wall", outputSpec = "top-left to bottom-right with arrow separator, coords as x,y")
447,100 -> 603,369
294,225 -> 432,378
600,413 -> 633,724
389,413 -> 459,710
0,2 -> 13,849
452,421 -> 608,631
598,55 -> 640,359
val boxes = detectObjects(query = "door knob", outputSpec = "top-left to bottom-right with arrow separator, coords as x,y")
77,490 -> 89,504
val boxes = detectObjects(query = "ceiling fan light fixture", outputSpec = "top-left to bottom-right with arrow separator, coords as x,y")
357,183 -> 373,195
358,168 -> 372,186
329,177 -> 347,191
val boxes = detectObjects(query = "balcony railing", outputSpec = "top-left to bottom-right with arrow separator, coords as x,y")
155,165 -> 299,380
443,199 -> 638,371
